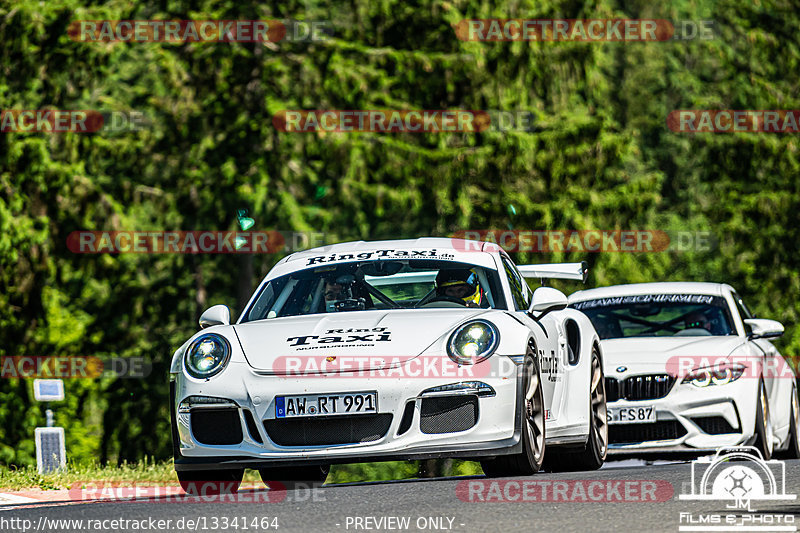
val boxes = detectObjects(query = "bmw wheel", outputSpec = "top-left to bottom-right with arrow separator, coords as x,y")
753,378 -> 773,460
777,382 -> 800,459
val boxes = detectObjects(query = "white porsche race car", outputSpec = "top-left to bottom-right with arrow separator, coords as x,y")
569,282 -> 800,459
170,238 -> 607,490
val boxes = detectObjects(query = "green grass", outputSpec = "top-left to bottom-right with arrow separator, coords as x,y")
328,460 -> 483,484
0,459 -> 484,491
0,457 -> 183,491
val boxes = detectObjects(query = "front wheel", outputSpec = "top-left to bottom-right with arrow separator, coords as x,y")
545,348 -> 607,472
752,379 -> 773,460
481,349 -> 545,476
177,469 -> 244,494
777,383 -> 800,459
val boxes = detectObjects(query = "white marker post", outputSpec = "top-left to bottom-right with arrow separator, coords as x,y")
33,379 -> 66,473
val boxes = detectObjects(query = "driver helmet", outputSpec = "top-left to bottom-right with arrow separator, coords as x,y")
684,311 -> 711,331
435,268 -> 484,307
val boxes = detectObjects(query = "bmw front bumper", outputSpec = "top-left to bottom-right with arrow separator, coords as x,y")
607,376 -> 757,453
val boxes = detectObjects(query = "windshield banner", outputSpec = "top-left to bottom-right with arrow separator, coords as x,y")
572,294 -> 718,309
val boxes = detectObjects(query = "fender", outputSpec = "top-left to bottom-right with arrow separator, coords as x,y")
541,308 -> 600,443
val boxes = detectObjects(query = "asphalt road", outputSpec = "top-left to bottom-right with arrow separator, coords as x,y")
2,458 -> 799,533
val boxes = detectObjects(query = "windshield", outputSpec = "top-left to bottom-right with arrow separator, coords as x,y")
571,294 -> 736,339
241,260 -> 507,321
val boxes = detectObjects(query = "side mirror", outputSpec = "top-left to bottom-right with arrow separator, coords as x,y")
528,287 -> 568,318
199,305 -> 231,329
744,318 -> 784,340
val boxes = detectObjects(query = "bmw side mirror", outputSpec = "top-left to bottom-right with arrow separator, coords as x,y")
528,287 -> 568,319
199,305 -> 231,329
743,318 -> 784,340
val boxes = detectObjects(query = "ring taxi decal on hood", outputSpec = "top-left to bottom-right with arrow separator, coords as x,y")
305,249 -> 454,266
287,327 -> 392,347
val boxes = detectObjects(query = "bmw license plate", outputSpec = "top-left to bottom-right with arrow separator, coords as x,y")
276,391 -> 378,418
607,405 -> 656,424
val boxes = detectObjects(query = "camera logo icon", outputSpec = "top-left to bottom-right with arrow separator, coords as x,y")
679,446 -> 796,511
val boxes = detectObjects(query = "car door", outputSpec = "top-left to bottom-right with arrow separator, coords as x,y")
500,255 -> 566,423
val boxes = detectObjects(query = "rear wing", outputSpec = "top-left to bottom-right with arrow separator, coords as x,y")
517,261 -> 588,284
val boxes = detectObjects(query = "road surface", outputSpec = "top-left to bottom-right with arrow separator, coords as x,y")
1,458 -> 799,533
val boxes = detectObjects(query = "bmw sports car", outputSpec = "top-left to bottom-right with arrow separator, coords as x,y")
569,282 -> 800,459
170,238 -> 608,490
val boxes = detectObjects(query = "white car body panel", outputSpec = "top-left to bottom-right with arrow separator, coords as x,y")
170,238 -> 602,470
570,282 -> 795,454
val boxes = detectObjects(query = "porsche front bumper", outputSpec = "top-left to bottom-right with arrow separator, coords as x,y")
172,356 -> 524,471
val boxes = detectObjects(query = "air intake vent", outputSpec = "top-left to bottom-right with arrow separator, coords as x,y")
264,414 -> 392,446
605,377 -> 622,403
397,401 -> 416,435
191,409 -> 243,445
692,416 -> 737,435
606,374 -> 676,402
243,409 -> 263,443
609,420 -> 687,444
420,395 -> 478,434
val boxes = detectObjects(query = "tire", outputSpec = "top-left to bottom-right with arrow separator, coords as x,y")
481,347 -> 545,477
777,383 -> 800,459
753,379 -> 773,460
169,381 -> 182,462
177,469 -> 244,494
259,465 -> 329,488
544,348 -> 608,472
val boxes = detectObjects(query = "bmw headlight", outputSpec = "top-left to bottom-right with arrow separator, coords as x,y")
447,320 -> 499,365
682,363 -> 746,387
184,333 -> 231,379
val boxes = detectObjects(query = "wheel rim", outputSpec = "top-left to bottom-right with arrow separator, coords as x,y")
590,353 -> 608,457
761,383 -> 773,456
792,387 -> 800,450
524,358 -> 545,463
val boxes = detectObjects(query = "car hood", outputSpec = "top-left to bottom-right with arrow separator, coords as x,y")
233,309 -> 489,373
600,336 -> 747,373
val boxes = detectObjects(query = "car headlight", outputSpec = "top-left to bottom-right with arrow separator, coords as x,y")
447,320 -> 499,365
682,363 -> 746,387
184,333 -> 231,379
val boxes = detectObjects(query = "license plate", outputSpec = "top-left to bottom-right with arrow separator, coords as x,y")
607,405 -> 656,424
275,392 -> 378,418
